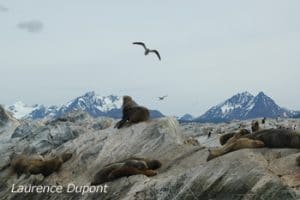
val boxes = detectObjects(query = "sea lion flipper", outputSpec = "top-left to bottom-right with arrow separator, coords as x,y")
115,120 -> 127,129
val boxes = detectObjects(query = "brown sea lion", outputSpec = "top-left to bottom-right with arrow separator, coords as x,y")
207,138 -> 264,161
127,157 -> 162,170
91,158 -> 161,185
208,129 -> 300,161
107,167 -> 157,180
10,151 -> 72,177
184,137 -> 200,146
115,96 -> 150,129
219,129 -> 250,145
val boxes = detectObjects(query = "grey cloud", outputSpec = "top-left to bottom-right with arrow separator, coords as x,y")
0,5 -> 8,12
17,20 -> 44,33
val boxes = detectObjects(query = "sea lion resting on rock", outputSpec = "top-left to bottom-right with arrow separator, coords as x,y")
115,96 -> 150,129
208,129 -> 300,161
11,151 -> 73,177
91,157 -> 162,185
219,129 -> 250,145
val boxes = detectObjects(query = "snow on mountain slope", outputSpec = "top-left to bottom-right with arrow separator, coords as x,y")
195,91 -> 294,123
56,91 -> 122,118
6,101 -> 39,119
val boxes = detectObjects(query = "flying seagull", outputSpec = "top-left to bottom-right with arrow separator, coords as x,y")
158,95 -> 168,100
132,42 -> 161,60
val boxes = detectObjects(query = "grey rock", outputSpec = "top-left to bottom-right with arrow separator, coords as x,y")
0,105 -> 9,127
0,113 -> 300,200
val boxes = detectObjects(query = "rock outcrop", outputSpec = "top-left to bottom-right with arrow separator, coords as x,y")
0,108 -> 300,200
0,105 -> 10,127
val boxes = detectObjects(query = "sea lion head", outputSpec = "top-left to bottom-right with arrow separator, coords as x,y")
239,129 -> 250,135
124,160 -> 147,170
146,160 -> 162,170
60,151 -> 73,162
123,96 -> 132,104
206,149 -> 218,161
251,140 -> 264,147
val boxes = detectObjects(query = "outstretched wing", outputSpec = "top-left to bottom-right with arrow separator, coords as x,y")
133,42 -> 147,50
149,50 -> 161,60
158,95 -> 167,100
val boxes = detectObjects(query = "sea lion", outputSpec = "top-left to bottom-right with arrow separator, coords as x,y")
10,151 -> 72,177
107,167 -> 156,181
91,157 -> 161,185
207,138 -> 264,161
251,120 -> 260,132
122,157 -> 162,170
184,137 -> 200,146
262,117 -> 266,124
219,129 -> 250,145
27,156 -> 64,176
208,129 -> 300,161
115,96 -> 150,129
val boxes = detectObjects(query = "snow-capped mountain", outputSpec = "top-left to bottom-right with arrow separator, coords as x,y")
55,91 -> 122,118
7,91 -> 164,120
195,91 -> 294,123
6,101 -> 43,119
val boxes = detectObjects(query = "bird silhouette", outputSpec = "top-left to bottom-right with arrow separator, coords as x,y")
158,95 -> 168,100
133,42 -> 161,60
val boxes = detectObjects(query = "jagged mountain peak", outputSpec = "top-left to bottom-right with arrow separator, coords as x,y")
196,91 -> 294,123
50,92 -> 122,118
216,92 -> 253,106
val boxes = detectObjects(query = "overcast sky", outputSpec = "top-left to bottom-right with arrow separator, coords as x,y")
0,0 -> 300,116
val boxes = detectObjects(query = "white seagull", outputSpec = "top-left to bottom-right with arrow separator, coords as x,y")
132,42 -> 161,60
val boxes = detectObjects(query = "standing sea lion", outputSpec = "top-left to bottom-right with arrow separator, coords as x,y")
115,96 -> 150,129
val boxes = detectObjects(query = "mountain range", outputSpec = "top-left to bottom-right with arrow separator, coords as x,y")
6,91 -> 164,120
180,91 -> 296,123
5,91 -> 298,122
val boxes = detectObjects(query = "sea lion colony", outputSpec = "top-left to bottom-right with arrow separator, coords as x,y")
6,98 -> 300,186
207,127 -> 300,161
